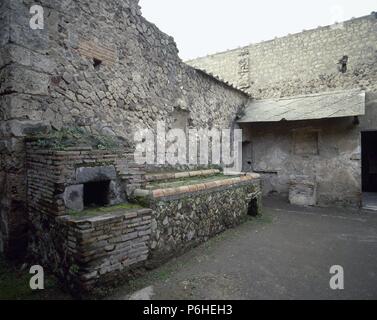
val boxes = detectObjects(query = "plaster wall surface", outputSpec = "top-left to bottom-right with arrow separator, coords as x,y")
240,117 -> 370,207
189,14 -> 377,206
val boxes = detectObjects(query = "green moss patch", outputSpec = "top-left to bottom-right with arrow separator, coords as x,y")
29,127 -> 120,150
0,255 -> 70,300
147,173 -> 237,190
68,203 -> 143,218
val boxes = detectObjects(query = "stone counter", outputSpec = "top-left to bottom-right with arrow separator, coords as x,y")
135,174 -> 262,267
29,207 -> 152,294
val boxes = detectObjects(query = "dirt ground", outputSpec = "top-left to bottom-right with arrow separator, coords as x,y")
109,196 -> 377,300
1,196 -> 376,300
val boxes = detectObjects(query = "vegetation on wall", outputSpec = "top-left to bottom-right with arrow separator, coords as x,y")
30,127 -> 121,150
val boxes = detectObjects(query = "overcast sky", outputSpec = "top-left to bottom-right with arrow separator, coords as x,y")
139,0 -> 377,61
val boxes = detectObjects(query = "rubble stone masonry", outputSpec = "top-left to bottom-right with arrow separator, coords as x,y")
187,13 -> 377,206
187,14 -> 377,99
0,0 -> 248,256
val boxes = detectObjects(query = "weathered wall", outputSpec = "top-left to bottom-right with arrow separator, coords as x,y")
189,13 -> 377,206
0,0 -> 248,256
240,91 -> 377,206
145,178 -> 262,267
241,118 -> 363,207
187,48 -> 247,90
187,14 -> 377,99
29,206 -> 152,295
360,92 -> 377,130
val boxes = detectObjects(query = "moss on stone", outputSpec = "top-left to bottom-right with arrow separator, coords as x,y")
68,203 -> 143,217
134,196 -> 151,208
147,173 -> 234,190
0,255 -> 69,300
29,127 -> 121,150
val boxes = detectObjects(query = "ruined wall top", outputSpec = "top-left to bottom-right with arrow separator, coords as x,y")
186,13 -> 377,99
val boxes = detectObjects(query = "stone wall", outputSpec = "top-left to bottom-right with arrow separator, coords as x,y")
187,48 -> 245,91
29,206 -> 152,295
26,144 -> 152,294
240,118 -> 362,207
187,14 -> 377,99
135,175 -> 262,266
188,13 -> 377,206
0,0 -> 248,256
25,143 -> 144,216
25,142 -> 261,293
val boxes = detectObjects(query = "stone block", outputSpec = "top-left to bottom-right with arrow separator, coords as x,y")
64,184 -> 84,212
76,166 -> 117,183
7,120 -> 50,137
289,176 -> 317,206
8,67 -> 50,95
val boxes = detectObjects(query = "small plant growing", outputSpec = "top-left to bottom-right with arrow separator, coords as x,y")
32,127 -> 121,150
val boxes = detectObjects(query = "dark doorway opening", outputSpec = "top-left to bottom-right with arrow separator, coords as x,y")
83,180 -> 110,208
362,131 -> 377,192
247,198 -> 259,217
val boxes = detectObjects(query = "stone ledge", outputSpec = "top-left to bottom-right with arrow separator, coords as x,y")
137,173 -> 260,199
61,208 -> 152,226
145,169 -> 220,182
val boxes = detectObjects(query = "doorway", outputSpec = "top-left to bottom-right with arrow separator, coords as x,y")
362,131 -> 377,210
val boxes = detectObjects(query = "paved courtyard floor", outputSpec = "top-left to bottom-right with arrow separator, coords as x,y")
109,196 -> 377,300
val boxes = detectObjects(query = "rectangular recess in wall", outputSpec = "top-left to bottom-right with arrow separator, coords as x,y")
293,129 -> 319,156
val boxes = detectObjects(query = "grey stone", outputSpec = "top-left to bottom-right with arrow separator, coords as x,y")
7,120 -> 50,137
109,181 -> 124,205
76,166 -> 117,183
128,286 -> 154,300
289,176 -> 317,206
64,184 -> 84,212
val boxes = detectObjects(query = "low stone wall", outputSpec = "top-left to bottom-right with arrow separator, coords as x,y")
26,144 -> 152,294
29,207 -> 152,294
136,175 -> 262,266
26,142 -> 262,294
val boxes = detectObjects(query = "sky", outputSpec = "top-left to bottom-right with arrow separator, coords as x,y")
139,0 -> 377,61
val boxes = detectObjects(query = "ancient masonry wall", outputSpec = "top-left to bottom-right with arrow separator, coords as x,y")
25,143 -> 261,293
26,145 -> 152,293
241,98 -> 377,206
0,0 -> 249,256
30,207 -> 152,294
240,118 -> 361,207
187,14 -> 377,99
188,13 -> 377,206
135,174 -> 262,267
187,48 -> 245,91
140,177 -> 262,267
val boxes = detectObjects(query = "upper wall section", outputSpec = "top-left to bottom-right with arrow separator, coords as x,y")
187,49 -> 245,91
187,14 -> 377,99
0,0 -> 248,144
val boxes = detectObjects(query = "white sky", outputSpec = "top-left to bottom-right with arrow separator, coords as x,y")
139,0 -> 377,61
